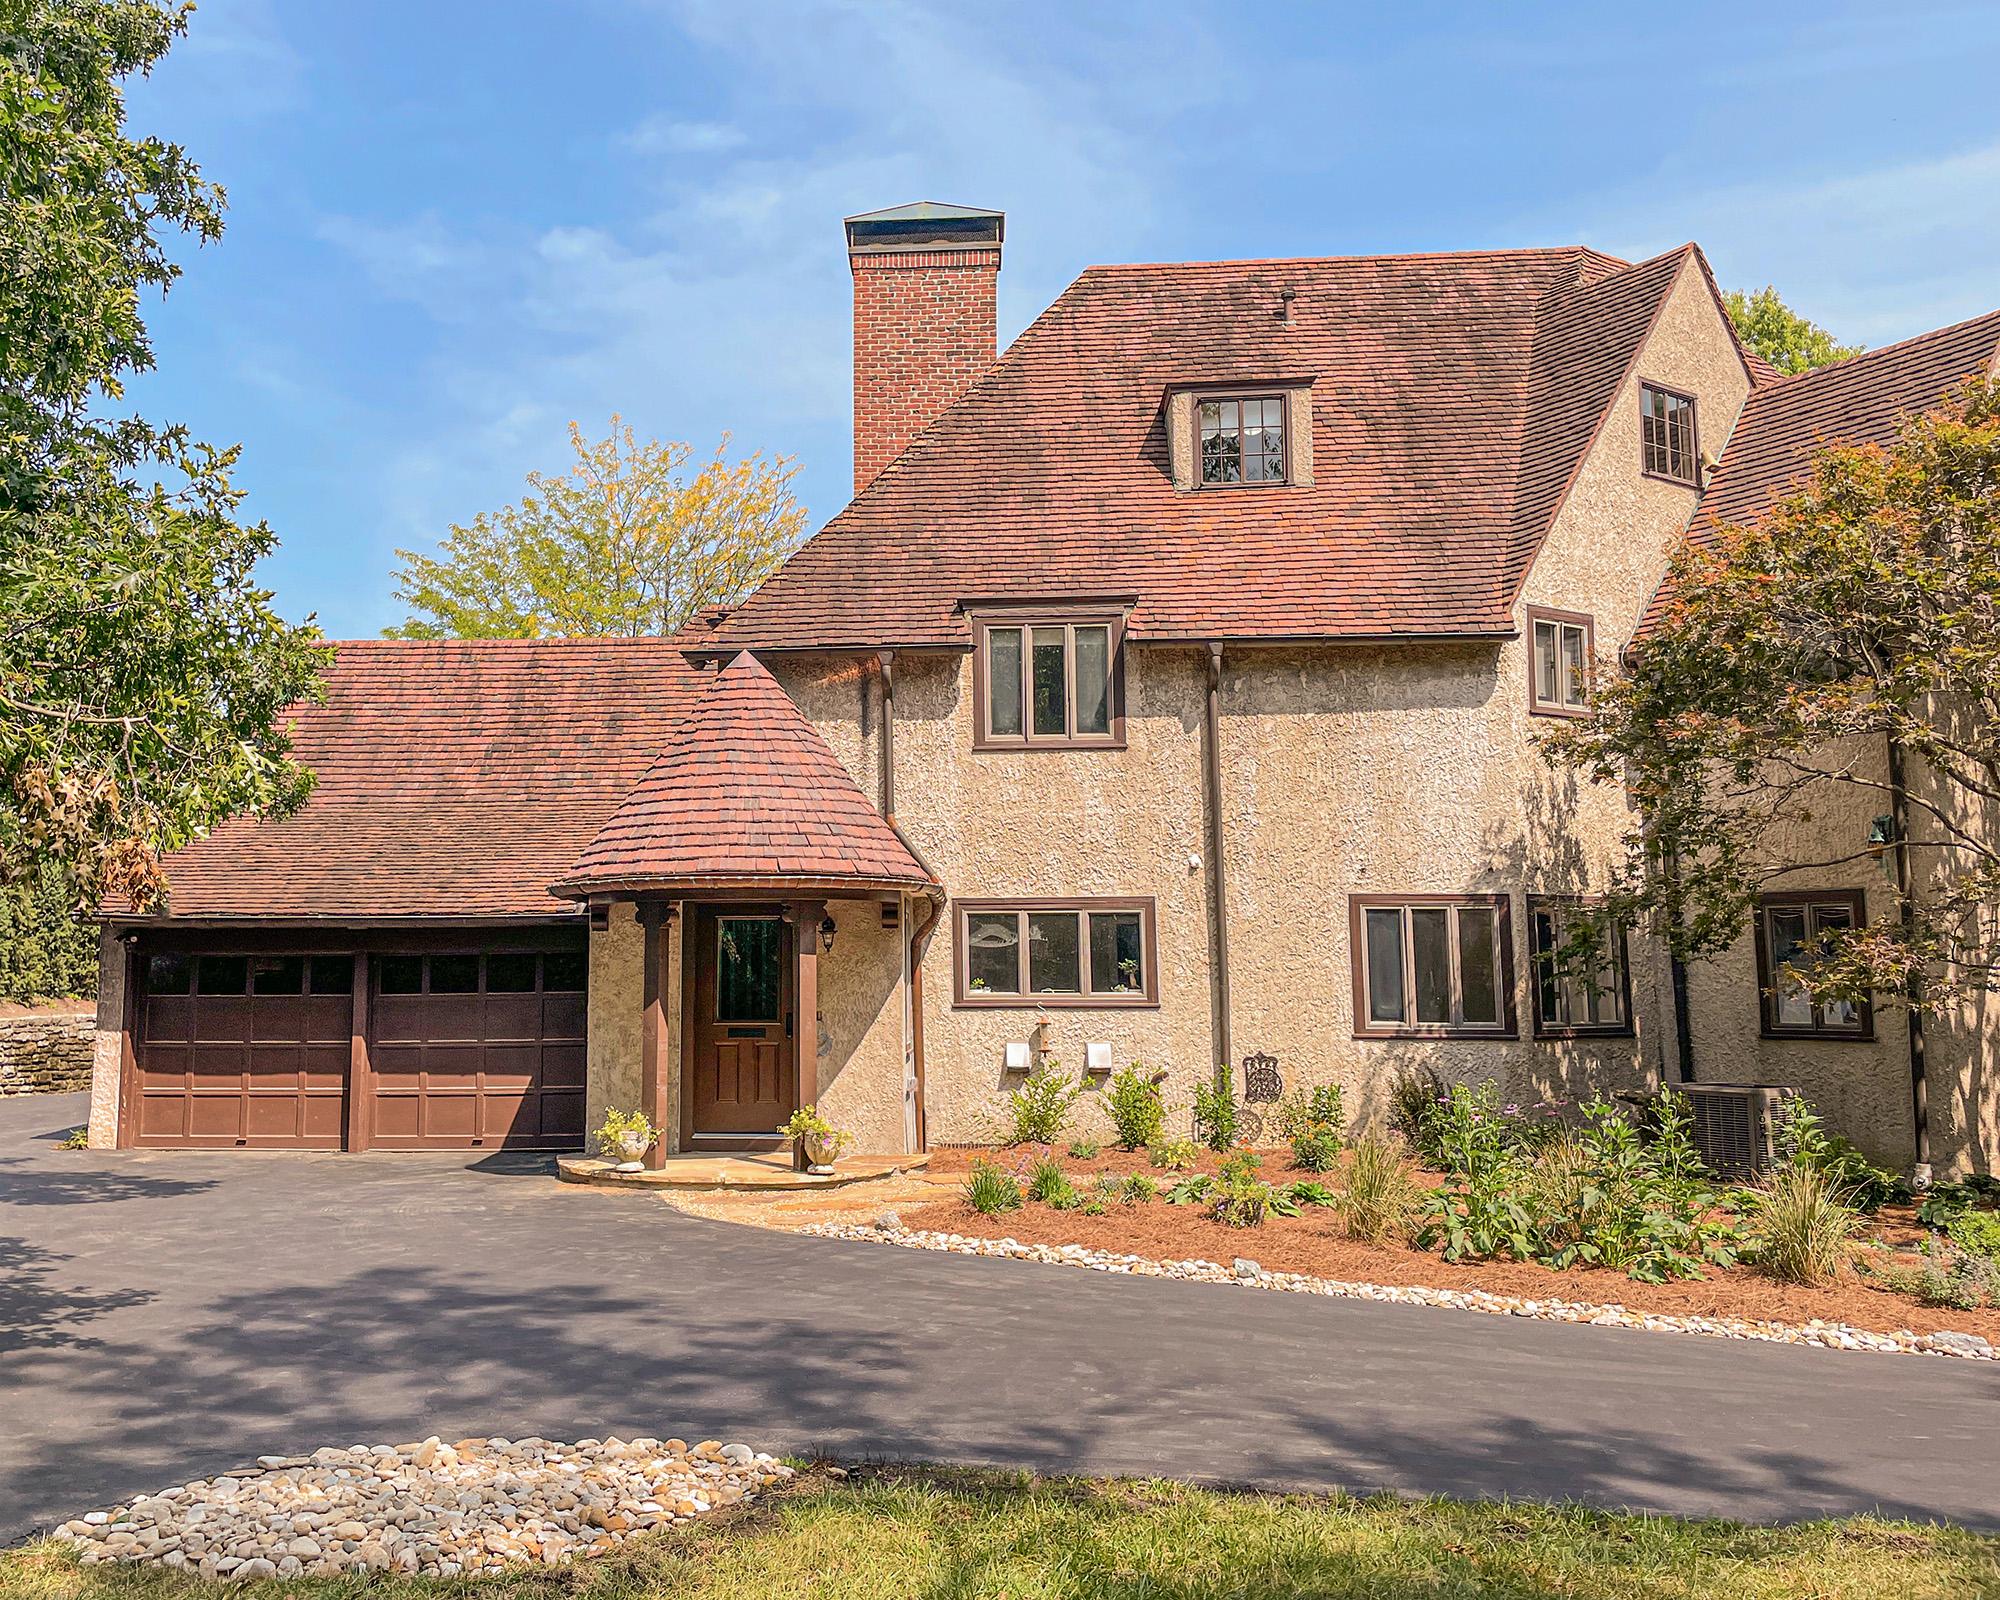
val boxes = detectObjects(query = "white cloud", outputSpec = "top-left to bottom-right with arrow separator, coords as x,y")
1556,140 -> 2000,348
621,115 -> 749,155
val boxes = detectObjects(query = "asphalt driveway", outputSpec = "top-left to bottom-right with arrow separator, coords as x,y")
4,1090 -> 1997,1541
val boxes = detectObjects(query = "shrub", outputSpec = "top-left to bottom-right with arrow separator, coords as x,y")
1211,1180 -> 1271,1228
1149,1136 -> 1200,1172
1089,1172 -> 1124,1205
57,1125 -> 88,1151
1100,1065 -> 1167,1150
1946,1207 -> 2000,1261
1904,1235 -> 2000,1309
1277,1084 -> 1345,1172
1284,1180 -> 1338,1208
963,1159 -> 1022,1215
1337,1135 -> 1420,1245
1388,1067 -> 1445,1158
1066,1137 -> 1101,1160
1007,1062 -> 1084,1145
1192,1069 -> 1240,1151
1078,1199 -> 1107,1217
1917,1174 -> 2000,1229
1165,1174 -> 1212,1206
1026,1156 -> 1080,1208
1754,1163 -> 1859,1286
1779,1100 -> 1909,1212
1120,1173 -> 1158,1204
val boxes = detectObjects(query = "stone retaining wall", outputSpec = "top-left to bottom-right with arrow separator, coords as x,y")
0,1009 -> 96,1095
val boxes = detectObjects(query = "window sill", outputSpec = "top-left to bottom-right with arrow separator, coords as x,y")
956,993 -> 1159,1010
1192,478 -> 1292,492
1533,1024 -> 1635,1041
1527,701 -> 1593,721
971,736 -> 1128,753
1640,467 -> 1700,490
1353,1024 -> 1518,1042
1759,1026 -> 1876,1044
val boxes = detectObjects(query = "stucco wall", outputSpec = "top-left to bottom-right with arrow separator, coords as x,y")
87,927 -> 126,1148
585,903 -> 646,1149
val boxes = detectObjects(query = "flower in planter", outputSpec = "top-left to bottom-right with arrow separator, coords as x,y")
782,1104 -> 854,1170
594,1108 -> 659,1170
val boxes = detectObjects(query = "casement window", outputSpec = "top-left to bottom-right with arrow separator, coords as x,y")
1198,395 -> 1287,485
1640,382 -> 1699,485
1529,899 -> 1631,1036
1351,895 -> 1515,1038
954,898 -> 1157,1007
1756,891 -> 1873,1039
971,609 -> 1125,749
1527,607 -> 1593,716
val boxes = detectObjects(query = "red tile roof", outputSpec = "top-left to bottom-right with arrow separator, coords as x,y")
713,244 -> 1730,651
554,652 -> 932,897
1637,308 -> 2000,638
128,639 -> 705,921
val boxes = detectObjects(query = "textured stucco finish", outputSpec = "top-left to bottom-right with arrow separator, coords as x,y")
585,903 -> 645,1148
87,927 -> 126,1148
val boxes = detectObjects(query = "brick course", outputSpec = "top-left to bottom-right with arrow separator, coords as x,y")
851,247 -> 999,494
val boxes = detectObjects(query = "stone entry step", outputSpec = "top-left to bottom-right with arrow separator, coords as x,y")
556,1151 -> 928,1192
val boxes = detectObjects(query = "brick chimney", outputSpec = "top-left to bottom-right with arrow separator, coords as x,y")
846,202 -> 1004,495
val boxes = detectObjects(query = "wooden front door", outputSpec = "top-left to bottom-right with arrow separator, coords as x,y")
688,908 -> 796,1141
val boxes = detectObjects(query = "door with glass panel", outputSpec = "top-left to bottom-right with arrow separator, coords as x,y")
689,908 -> 796,1139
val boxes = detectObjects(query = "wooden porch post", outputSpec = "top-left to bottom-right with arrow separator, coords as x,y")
639,903 -> 673,1168
788,899 -> 827,1112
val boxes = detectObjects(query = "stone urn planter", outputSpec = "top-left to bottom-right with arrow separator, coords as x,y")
594,1108 -> 659,1174
610,1131 -> 651,1173
783,1105 -> 852,1176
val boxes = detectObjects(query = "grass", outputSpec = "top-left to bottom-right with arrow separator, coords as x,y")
5,1464 -> 1996,1599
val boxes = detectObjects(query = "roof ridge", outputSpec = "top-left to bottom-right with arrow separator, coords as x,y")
1744,304 -> 2000,394
1077,243 -> 1627,275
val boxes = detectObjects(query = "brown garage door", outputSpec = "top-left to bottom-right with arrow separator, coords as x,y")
134,952 -> 354,1148
368,947 -> 586,1149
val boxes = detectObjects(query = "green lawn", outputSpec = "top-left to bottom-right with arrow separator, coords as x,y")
4,1465 -> 1996,1599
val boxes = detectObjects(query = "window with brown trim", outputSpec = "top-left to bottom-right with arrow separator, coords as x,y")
1755,891 -> 1873,1039
1350,894 -> 1515,1038
971,610 -> 1125,749
1198,395 -> 1286,484
1529,898 -> 1631,1036
954,897 -> 1157,1007
1640,382 -> 1699,485
1527,606 -> 1593,717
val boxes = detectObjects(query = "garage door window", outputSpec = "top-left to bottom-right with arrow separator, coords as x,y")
375,952 -> 585,995
309,955 -> 354,993
429,953 -> 481,993
197,954 -> 248,993
147,952 -> 192,993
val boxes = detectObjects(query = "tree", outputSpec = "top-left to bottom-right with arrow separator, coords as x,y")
0,1 -> 327,919
1724,285 -> 1863,375
1543,375 -> 2000,1017
385,419 -> 809,639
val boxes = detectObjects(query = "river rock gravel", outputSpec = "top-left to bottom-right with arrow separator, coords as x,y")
802,1221 -> 1999,1362
50,1434 -> 791,1579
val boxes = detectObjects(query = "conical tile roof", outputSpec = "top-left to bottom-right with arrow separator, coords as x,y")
553,652 -> 933,897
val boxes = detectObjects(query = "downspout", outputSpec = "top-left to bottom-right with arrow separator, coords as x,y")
879,647 -> 941,1150
1203,643 -> 1233,1084
1886,732 -> 1932,1183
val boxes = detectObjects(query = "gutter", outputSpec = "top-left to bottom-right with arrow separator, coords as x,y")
1886,733 -> 1933,1182
1202,642 -> 1233,1086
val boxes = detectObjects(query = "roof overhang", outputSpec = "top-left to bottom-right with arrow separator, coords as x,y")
549,872 -> 939,902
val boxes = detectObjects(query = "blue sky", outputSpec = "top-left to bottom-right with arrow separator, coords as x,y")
123,0 -> 2000,639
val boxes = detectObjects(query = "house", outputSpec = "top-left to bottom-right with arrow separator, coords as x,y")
85,203 -> 1999,1176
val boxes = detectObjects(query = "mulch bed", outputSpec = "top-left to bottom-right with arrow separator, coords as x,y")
913,1145 -> 2000,1344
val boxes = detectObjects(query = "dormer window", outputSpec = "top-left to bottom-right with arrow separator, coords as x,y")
1198,396 -> 1287,484
971,606 -> 1126,749
1640,382 -> 1699,485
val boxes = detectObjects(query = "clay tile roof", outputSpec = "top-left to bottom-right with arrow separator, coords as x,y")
1636,306 -> 2000,639
711,243 -> 1707,652
554,652 -> 932,898
128,639 -> 704,922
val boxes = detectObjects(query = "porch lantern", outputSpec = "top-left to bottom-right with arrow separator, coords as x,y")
819,914 -> 838,954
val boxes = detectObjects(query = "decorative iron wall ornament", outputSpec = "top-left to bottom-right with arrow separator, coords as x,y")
1242,1052 -> 1282,1103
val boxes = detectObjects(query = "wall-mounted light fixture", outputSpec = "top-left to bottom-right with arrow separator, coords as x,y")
819,914 -> 838,954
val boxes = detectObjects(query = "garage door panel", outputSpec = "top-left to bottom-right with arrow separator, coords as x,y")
304,995 -> 351,1039
142,996 -> 194,1043
300,1095 -> 345,1143
542,994 -> 586,1038
534,1088 -> 585,1140
243,1094 -> 303,1140
186,1094 -> 246,1140
246,998 -> 309,1044
540,1043 -> 586,1087
138,1096 -> 189,1141
479,1043 -> 540,1082
418,1093 -> 480,1142
481,996 -> 542,1040
372,995 -> 434,1041
140,1048 -> 190,1090
369,1042 -> 427,1077
191,995 -> 253,1042
302,1046 -> 348,1088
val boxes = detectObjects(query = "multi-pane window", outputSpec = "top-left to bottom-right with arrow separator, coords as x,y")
974,613 -> 1122,747
1352,896 -> 1513,1036
1641,383 -> 1698,484
1198,396 -> 1286,484
1757,893 -> 1871,1038
1528,608 -> 1592,716
1529,899 -> 1629,1035
956,899 -> 1156,1006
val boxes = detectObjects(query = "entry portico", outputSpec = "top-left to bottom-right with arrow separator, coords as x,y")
553,652 -> 939,1164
